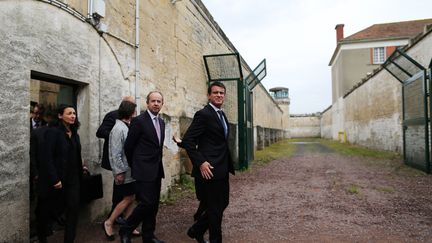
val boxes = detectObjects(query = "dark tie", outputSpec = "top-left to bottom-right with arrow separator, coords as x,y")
217,110 -> 228,138
34,121 -> 40,128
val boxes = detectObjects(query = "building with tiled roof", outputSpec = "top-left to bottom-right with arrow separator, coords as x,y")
329,18 -> 432,102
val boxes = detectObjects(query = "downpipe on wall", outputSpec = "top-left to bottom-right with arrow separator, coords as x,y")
135,0 -> 141,115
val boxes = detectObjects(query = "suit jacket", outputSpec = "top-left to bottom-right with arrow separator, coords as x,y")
182,104 -> 235,180
96,110 -> 119,170
30,118 -> 47,132
30,126 -> 51,180
124,110 -> 165,182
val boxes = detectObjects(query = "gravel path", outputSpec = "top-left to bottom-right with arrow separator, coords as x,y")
48,140 -> 432,243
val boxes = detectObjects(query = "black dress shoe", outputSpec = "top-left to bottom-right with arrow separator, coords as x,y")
143,238 -> 165,243
152,238 -> 166,243
119,233 -> 132,243
187,227 -> 208,243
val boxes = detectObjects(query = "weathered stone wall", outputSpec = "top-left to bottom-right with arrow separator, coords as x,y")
0,0 -> 286,240
0,1 -> 108,240
289,116 -> 321,138
325,30 -> 432,152
253,84 -> 284,129
320,107 -> 332,139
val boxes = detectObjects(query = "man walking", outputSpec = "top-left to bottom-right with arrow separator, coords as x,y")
120,91 -> 165,243
182,81 -> 235,243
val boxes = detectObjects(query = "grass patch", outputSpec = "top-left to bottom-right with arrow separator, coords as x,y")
317,139 -> 426,175
252,139 -> 295,167
346,184 -> 360,194
319,138 -> 400,159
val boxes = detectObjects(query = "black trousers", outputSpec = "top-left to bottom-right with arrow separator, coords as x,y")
120,180 -> 161,241
191,177 -> 229,243
63,182 -> 80,243
36,189 -> 63,241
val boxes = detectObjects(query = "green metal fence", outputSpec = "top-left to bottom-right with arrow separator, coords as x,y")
384,49 -> 431,173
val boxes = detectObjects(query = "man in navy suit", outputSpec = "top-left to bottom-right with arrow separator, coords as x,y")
182,81 -> 235,243
120,91 -> 165,243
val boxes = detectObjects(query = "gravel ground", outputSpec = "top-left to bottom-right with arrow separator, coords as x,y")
48,141 -> 432,243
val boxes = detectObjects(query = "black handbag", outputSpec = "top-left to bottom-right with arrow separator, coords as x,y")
80,172 -> 103,203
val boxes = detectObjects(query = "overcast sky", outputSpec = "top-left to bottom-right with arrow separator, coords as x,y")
200,0 -> 432,114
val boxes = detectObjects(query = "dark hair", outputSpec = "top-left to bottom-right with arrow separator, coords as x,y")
55,104 -> 80,131
118,101 -> 137,120
33,103 -> 45,114
207,81 -> 226,95
146,91 -> 164,104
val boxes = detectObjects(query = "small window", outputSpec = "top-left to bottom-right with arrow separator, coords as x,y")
373,47 -> 385,64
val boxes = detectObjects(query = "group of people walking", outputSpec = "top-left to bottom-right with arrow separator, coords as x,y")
31,81 -> 234,243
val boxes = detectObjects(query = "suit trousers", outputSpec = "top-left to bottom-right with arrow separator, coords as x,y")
120,180 -> 161,241
192,177 -> 229,243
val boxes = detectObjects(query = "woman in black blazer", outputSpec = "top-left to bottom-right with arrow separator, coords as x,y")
38,104 -> 84,243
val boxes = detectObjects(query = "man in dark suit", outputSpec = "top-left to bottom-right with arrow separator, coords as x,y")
30,103 -> 47,201
119,91 -> 165,243
182,81 -> 235,243
30,103 -> 47,132
96,96 -> 135,223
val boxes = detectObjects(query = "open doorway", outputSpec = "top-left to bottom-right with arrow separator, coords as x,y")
29,71 -> 80,240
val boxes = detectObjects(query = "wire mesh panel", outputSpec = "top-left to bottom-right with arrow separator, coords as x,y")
404,76 -> 425,121
384,48 -> 425,83
403,72 -> 429,171
204,53 -> 242,81
245,59 -> 267,89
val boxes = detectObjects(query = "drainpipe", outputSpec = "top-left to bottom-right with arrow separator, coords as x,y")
88,0 -> 93,19
135,0 -> 141,115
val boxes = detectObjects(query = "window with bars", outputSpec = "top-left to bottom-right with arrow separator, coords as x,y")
373,47 -> 385,64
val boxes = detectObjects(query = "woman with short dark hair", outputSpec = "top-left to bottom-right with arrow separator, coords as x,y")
103,100 -> 138,240
42,104 -> 84,243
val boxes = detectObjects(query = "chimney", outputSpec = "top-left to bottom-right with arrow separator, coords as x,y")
335,24 -> 344,43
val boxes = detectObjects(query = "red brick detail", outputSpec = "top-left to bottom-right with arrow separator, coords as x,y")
386,46 -> 397,58
370,48 -> 374,64
335,24 -> 344,43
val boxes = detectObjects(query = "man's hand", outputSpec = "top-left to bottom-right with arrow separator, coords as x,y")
172,135 -> 182,144
200,161 -> 214,179
53,181 -> 62,189
115,173 -> 125,185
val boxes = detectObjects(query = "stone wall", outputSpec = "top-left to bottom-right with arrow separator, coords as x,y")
288,115 -> 321,138
0,0 -> 286,241
322,29 -> 432,153
252,84 -> 284,129
320,107 -> 332,139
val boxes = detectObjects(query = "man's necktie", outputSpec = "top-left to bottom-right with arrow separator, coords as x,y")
154,117 -> 161,143
217,110 -> 228,138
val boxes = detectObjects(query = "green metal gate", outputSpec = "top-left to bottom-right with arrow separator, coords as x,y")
402,71 -> 430,172
384,49 -> 431,173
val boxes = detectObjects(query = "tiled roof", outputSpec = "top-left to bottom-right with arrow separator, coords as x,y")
343,18 -> 432,42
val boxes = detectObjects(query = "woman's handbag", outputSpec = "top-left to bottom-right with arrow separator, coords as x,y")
80,171 -> 103,203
